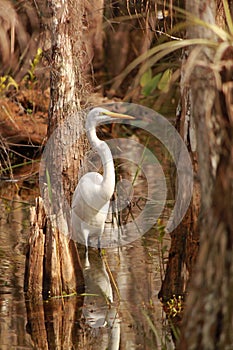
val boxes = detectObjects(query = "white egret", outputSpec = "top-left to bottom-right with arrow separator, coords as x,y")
71,107 -> 134,259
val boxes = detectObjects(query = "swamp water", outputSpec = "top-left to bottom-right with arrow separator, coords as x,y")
0,179 -> 174,350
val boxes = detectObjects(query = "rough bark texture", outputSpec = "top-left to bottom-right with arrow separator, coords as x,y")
178,1 -> 233,348
24,1 -> 88,348
158,75 -> 200,331
158,9 -> 201,323
25,0 -> 88,299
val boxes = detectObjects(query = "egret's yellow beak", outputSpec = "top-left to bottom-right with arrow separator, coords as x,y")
104,110 -> 135,119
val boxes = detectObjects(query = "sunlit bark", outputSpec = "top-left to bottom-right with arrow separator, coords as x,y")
25,0 -> 87,300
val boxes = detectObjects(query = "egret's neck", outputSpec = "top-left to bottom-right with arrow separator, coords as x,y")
87,126 -> 115,198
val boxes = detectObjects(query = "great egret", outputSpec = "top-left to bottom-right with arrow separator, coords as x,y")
71,107 -> 134,258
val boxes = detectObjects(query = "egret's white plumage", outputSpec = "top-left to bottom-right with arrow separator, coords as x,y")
71,107 -> 134,259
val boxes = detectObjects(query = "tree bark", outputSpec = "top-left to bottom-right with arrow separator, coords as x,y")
25,0 -> 88,300
158,2 -> 201,325
24,1 -> 89,348
158,68 -> 200,335
178,1 -> 233,348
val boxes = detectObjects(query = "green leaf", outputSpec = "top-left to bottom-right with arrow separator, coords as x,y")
142,73 -> 162,96
111,38 -> 218,93
157,69 -> 172,92
6,76 -> 18,91
140,68 -> 152,87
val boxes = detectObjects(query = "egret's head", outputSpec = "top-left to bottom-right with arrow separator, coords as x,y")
86,107 -> 134,129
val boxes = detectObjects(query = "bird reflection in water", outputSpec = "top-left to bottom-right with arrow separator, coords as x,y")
82,249 -> 120,350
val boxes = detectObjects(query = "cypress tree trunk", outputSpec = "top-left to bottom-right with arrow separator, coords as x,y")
178,1 -> 233,348
24,1 -> 89,348
25,0 -> 88,302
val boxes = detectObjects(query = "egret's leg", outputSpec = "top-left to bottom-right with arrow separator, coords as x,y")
83,228 -> 90,268
98,236 -> 101,250
84,249 -> 90,268
98,226 -> 105,256
98,237 -> 102,257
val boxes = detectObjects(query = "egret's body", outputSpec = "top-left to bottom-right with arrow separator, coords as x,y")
71,107 -> 133,257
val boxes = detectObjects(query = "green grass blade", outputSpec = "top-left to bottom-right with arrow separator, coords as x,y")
46,168 -> 53,203
111,38 -> 218,92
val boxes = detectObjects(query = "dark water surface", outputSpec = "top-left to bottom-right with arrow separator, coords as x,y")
0,184 -> 38,349
0,168 -> 174,349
